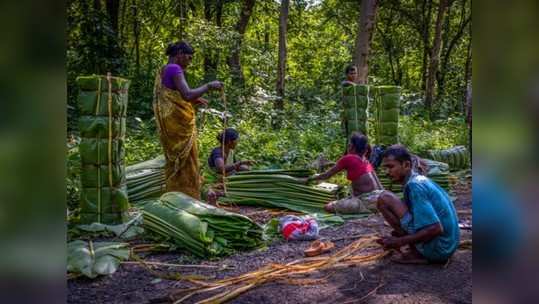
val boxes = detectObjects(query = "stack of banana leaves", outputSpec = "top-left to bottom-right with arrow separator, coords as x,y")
141,192 -> 264,257
377,157 -> 454,197
428,145 -> 470,171
219,171 -> 337,214
126,156 -> 166,203
235,168 -> 313,178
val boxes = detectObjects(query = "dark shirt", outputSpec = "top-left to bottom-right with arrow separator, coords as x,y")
208,147 -> 236,170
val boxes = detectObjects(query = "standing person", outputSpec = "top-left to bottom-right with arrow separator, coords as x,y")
208,128 -> 253,177
153,41 -> 223,199
341,65 -> 359,154
342,64 -> 358,86
309,133 -> 384,214
376,145 -> 460,264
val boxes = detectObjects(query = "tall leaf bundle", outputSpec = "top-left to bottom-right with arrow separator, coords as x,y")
342,84 -> 370,137
126,156 -> 166,202
77,74 -> 130,224
373,86 -> 400,146
219,173 -> 337,214
141,192 -> 264,257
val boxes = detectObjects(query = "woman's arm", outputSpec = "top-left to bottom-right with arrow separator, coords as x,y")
173,73 -> 222,102
311,164 -> 342,181
214,157 -> 242,175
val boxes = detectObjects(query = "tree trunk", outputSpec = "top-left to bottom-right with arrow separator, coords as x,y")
353,0 -> 378,84
420,0 -> 432,91
465,79 -> 472,158
228,0 -> 256,87
463,28 -> 472,113
203,0 -> 218,82
264,23 -> 270,52
179,0 -> 185,40
424,0 -> 448,117
132,2 -> 140,76
438,0 -> 470,105
275,0 -> 289,111
106,0 -> 121,36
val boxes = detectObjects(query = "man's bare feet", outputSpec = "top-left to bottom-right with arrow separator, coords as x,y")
391,248 -> 429,264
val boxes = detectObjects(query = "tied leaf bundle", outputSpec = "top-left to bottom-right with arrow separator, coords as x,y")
126,156 -> 166,203
141,192 -> 264,257
342,84 -> 370,137
219,173 -> 337,214
428,145 -> 470,170
77,74 -> 130,224
373,86 -> 401,146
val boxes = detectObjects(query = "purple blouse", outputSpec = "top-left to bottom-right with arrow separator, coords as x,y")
162,64 -> 183,90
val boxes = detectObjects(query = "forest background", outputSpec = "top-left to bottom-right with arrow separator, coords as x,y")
67,0 -> 471,209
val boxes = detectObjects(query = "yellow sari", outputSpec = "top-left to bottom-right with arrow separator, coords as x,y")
153,73 -> 201,199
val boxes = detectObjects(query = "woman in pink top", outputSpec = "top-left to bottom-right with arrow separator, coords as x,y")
309,133 -> 384,214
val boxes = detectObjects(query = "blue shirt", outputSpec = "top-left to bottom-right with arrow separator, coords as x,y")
402,173 -> 460,262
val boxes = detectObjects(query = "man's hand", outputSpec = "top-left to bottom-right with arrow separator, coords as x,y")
376,236 -> 404,249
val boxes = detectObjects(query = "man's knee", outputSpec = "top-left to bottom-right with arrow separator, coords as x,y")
376,191 -> 393,210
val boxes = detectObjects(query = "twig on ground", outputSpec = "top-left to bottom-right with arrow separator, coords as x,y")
331,234 -> 364,242
122,261 -> 226,269
342,279 -> 385,304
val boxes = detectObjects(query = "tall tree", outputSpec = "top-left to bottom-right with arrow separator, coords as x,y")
178,0 -> 185,40
203,0 -> 219,81
132,1 -> 140,76
106,0 -> 121,36
353,0 -> 378,84
438,0 -> 471,103
228,0 -> 256,87
276,0 -> 289,111
424,0 -> 448,117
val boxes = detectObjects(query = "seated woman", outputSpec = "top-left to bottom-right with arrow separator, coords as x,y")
309,133 -> 384,214
208,128 -> 253,177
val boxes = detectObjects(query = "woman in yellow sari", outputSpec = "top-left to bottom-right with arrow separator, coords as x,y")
153,41 -> 223,199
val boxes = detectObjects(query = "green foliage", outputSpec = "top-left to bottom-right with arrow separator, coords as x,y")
399,114 -> 468,156
124,119 -> 162,165
66,0 -> 471,214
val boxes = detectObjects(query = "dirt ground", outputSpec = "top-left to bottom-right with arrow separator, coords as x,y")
68,178 -> 472,304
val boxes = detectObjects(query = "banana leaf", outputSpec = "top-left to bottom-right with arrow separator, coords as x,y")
140,192 -> 264,257
78,116 -> 126,139
76,75 -> 130,92
79,138 -> 125,165
67,240 -> 130,279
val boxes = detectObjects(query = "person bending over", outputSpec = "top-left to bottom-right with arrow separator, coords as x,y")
309,133 -> 383,214
208,128 -> 253,177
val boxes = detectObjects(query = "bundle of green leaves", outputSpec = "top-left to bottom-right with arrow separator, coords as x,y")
141,192 -> 264,257
219,172 -> 337,214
